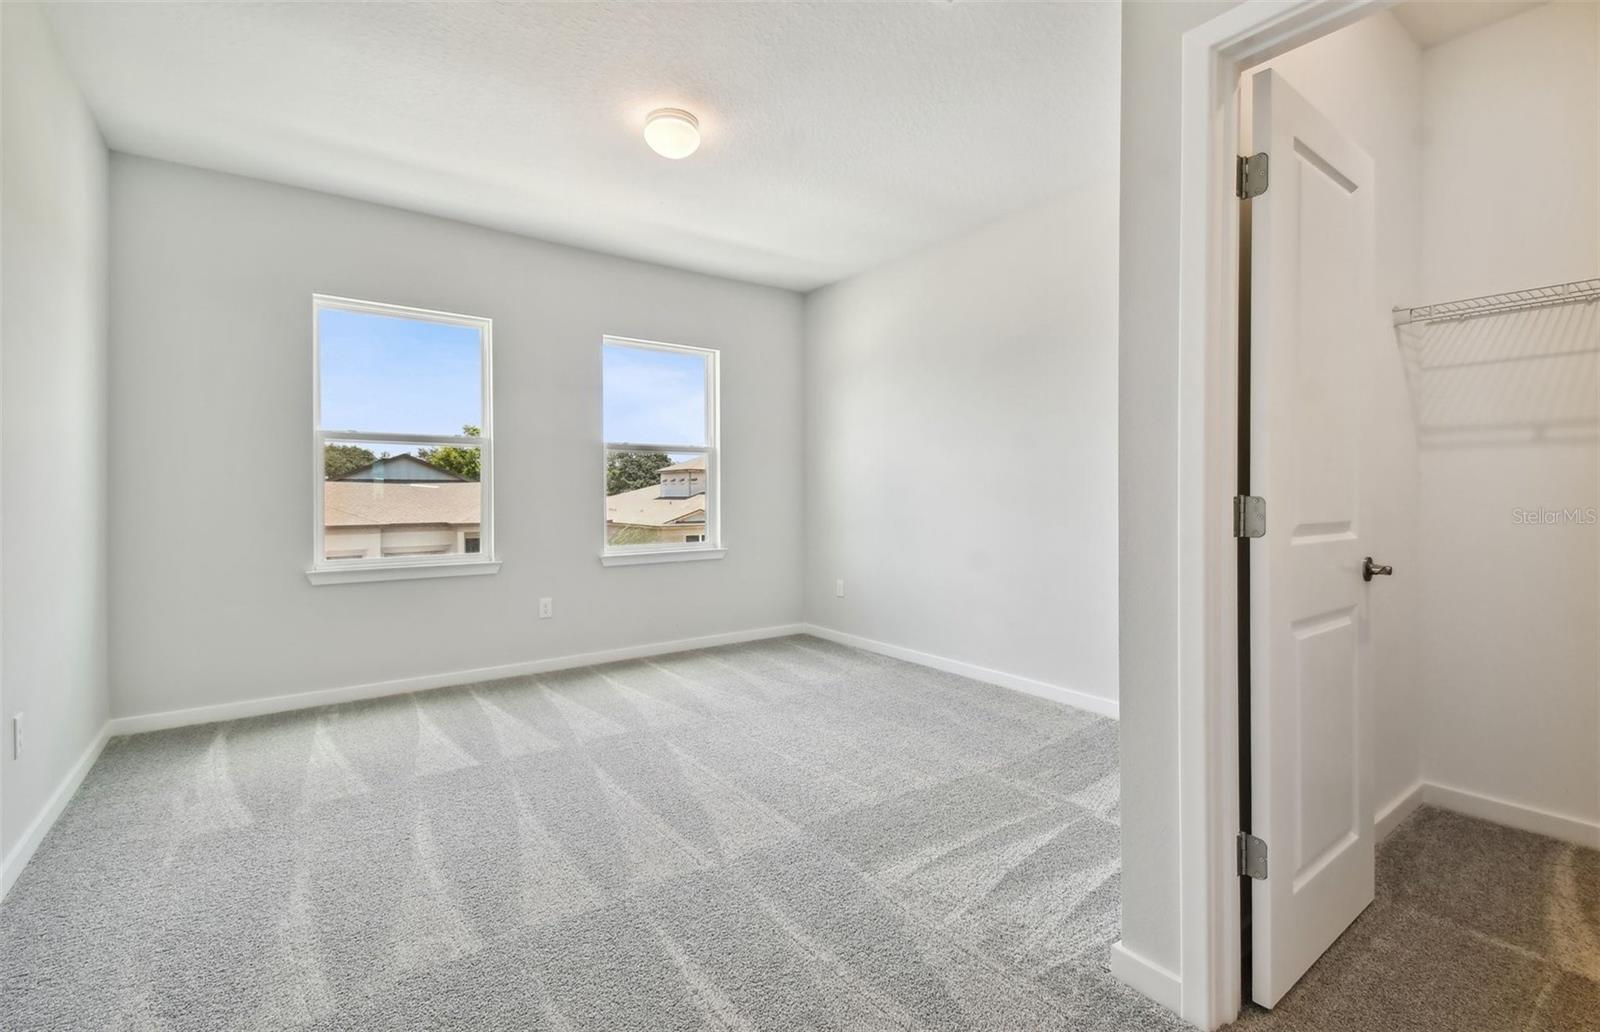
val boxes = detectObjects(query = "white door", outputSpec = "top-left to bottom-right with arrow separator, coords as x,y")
1246,68 -> 1377,1008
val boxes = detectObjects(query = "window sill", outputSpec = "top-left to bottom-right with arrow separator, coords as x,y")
600,547 -> 726,568
306,559 -> 502,585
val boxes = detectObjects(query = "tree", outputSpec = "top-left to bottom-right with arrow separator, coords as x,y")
419,425 -> 482,481
607,451 -> 672,495
324,443 -> 376,480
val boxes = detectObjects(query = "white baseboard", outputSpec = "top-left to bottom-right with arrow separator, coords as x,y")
1,721 -> 110,900
109,623 -> 807,736
1373,777 -> 1600,849
1375,779 -> 1426,841
1109,940 -> 1183,1015
1421,781 -> 1600,850
800,624 -> 1118,720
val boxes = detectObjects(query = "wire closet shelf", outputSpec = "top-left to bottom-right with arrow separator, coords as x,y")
1392,277 -> 1600,326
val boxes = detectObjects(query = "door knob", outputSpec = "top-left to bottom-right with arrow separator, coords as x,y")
1362,557 -> 1393,582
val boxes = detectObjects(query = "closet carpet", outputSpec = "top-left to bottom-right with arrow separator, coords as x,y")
0,636 -> 1186,1032
1231,807 -> 1600,1032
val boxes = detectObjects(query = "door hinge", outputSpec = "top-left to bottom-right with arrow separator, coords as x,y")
1233,495 -> 1266,538
1238,832 -> 1269,880
1237,152 -> 1269,199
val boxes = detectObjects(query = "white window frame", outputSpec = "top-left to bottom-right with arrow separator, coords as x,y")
308,294 -> 499,585
601,335 -> 724,567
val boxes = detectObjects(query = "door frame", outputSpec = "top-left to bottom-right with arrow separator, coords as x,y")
1172,2 -> 1395,1027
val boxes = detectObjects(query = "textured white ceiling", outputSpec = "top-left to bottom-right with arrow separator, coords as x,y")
1391,1 -> 1545,48
44,1 -> 1120,291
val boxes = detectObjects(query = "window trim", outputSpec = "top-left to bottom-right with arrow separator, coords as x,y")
308,294 -> 497,585
601,335 -> 722,565
599,546 -> 726,568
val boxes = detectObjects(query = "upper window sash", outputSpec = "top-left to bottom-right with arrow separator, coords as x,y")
601,334 -> 718,448
313,293 -> 492,438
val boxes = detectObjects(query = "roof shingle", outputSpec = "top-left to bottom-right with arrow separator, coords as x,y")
606,484 -> 705,527
324,481 -> 480,527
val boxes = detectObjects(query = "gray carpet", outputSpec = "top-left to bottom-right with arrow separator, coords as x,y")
1231,806 -> 1600,1032
1,635 -> 1186,1032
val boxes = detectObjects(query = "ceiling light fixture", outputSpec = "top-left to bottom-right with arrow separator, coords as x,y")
643,108 -> 701,159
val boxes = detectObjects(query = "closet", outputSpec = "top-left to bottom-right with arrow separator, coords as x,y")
1254,0 -> 1598,865
1239,0 -> 1597,1016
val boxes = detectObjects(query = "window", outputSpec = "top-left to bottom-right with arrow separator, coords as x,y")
310,295 -> 497,584
602,336 -> 722,565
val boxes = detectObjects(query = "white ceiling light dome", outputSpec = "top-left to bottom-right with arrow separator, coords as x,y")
643,108 -> 701,159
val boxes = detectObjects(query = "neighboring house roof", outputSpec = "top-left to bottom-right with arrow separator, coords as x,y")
606,483 -> 705,528
659,456 -> 706,473
325,481 -> 480,527
338,453 -> 466,482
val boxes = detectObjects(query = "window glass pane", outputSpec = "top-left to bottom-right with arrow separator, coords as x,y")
603,342 -> 707,446
319,306 -> 482,436
605,449 -> 706,549
323,439 -> 482,561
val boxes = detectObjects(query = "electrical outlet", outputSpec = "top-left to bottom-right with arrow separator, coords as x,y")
12,713 -> 22,760
538,597 -> 553,619
835,579 -> 845,598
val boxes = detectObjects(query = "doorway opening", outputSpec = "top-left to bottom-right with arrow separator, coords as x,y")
1223,2 -> 1599,1027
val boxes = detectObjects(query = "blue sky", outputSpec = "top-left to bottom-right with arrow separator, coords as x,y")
319,308 -> 482,436
603,343 -> 707,446
320,310 -> 706,445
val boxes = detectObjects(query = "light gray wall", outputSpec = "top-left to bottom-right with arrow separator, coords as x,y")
1117,0 -> 1241,977
802,189 -> 1120,709
108,156 -> 803,720
1,3 -> 111,863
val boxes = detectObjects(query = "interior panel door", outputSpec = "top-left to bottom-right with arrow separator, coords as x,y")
1247,68 -> 1378,1008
